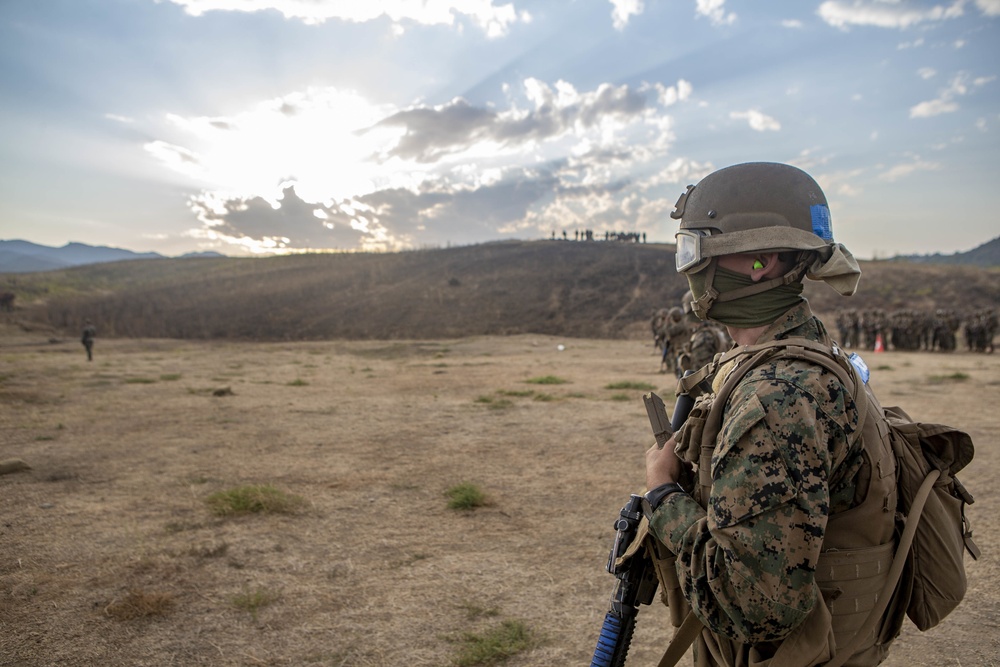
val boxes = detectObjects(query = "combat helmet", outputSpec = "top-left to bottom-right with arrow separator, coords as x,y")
670,162 -> 861,319
671,162 -> 835,274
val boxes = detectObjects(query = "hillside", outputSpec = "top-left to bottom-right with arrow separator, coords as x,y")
2,240 -> 997,341
891,235 -> 1000,267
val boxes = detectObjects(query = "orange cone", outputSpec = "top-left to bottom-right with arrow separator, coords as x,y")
874,333 -> 885,353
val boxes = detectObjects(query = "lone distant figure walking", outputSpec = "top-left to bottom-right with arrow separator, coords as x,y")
81,319 -> 96,361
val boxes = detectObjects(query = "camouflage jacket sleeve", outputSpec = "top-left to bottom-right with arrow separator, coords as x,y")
648,363 -> 859,645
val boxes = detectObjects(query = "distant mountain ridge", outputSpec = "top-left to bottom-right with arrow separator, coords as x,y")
0,240 -> 222,273
891,235 -> 1000,267
4,236 -> 998,274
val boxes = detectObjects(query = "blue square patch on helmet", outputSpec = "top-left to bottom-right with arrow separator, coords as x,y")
810,204 -> 833,241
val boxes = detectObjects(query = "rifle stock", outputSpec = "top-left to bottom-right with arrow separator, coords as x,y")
589,390 -> 695,666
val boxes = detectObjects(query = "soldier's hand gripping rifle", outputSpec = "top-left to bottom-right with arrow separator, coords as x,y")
589,390 -> 695,667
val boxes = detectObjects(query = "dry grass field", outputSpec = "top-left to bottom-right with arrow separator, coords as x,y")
1,322 -> 998,666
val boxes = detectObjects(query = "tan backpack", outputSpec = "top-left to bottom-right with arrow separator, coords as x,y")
672,338 -> 979,665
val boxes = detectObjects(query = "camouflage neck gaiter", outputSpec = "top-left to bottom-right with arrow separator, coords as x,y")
687,265 -> 804,328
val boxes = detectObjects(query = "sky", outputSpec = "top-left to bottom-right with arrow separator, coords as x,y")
0,0 -> 998,260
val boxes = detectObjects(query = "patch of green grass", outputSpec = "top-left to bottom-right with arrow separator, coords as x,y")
532,393 -> 556,402
475,396 -> 513,410
605,381 -> 657,391
497,389 -> 534,397
928,372 -> 970,383
525,375 -> 568,385
205,484 -> 304,516
232,588 -> 276,620
159,373 -> 182,381
287,378 -> 309,386
876,365 -> 894,371
609,393 -> 631,402
446,482 -> 488,510
453,619 -> 536,666
125,377 -> 157,384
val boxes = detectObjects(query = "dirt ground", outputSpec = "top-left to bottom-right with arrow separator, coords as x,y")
1,323 -> 997,666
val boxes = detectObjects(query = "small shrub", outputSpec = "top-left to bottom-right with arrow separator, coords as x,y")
532,393 -> 556,402
497,389 -> 534,397
205,484 -> 304,516
453,619 -> 535,666
876,365 -> 894,371
525,375 -> 568,385
125,377 -> 157,384
605,381 -> 656,391
104,588 -> 175,620
609,393 -> 631,402
475,396 -> 513,410
160,373 -> 182,381
928,372 -> 970,383
446,483 -> 488,510
287,378 -> 309,386
232,588 -> 275,620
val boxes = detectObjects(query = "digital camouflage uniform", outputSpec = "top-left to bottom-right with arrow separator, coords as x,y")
648,301 -> 865,665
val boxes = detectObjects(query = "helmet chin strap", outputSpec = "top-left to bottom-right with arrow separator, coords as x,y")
689,255 -> 810,321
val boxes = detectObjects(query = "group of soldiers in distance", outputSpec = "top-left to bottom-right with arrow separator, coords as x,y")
550,229 -> 647,243
651,293 -> 733,377
834,307 -> 997,353
653,302 -> 996,375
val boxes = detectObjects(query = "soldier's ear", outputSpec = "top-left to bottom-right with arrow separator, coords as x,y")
750,252 -> 780,281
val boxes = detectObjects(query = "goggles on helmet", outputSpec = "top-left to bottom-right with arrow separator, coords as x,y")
675,229 -> 713,274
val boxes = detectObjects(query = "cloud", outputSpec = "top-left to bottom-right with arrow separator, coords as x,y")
164,0 -> 527,37
696,0 -> 737,26
781,19 -> 804,28
371,78 -> 666,163
609,0 -> 644,30
816,168 -> 867,197
729,109 -> 781,132
818,0 -> 964,30
909,71 -> 988,118
878,158 -> 942,182
976,0 -> 1000,15
910,98 -> 959,117
917,67 -> 936,80
189,185 -> 400,253
653,79 -> 694,107
151,77 -> 696,253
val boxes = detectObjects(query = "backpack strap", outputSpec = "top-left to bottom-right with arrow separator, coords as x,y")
823,468 -> 941,667
698,339 -> 867,459
656,611 -> 704,667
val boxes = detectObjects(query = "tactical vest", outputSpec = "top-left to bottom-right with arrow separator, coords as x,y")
673,338 -> 903,666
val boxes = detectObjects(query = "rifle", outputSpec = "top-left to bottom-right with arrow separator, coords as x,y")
589,389 -> 695,667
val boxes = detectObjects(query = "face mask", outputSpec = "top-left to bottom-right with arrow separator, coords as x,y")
686,264 -> 804,328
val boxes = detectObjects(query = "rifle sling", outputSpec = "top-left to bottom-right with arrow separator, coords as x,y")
657,611 -> 702,667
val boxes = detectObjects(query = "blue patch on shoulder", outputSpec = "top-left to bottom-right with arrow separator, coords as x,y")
811,204 -> 833,241
849,353 -> 870,384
